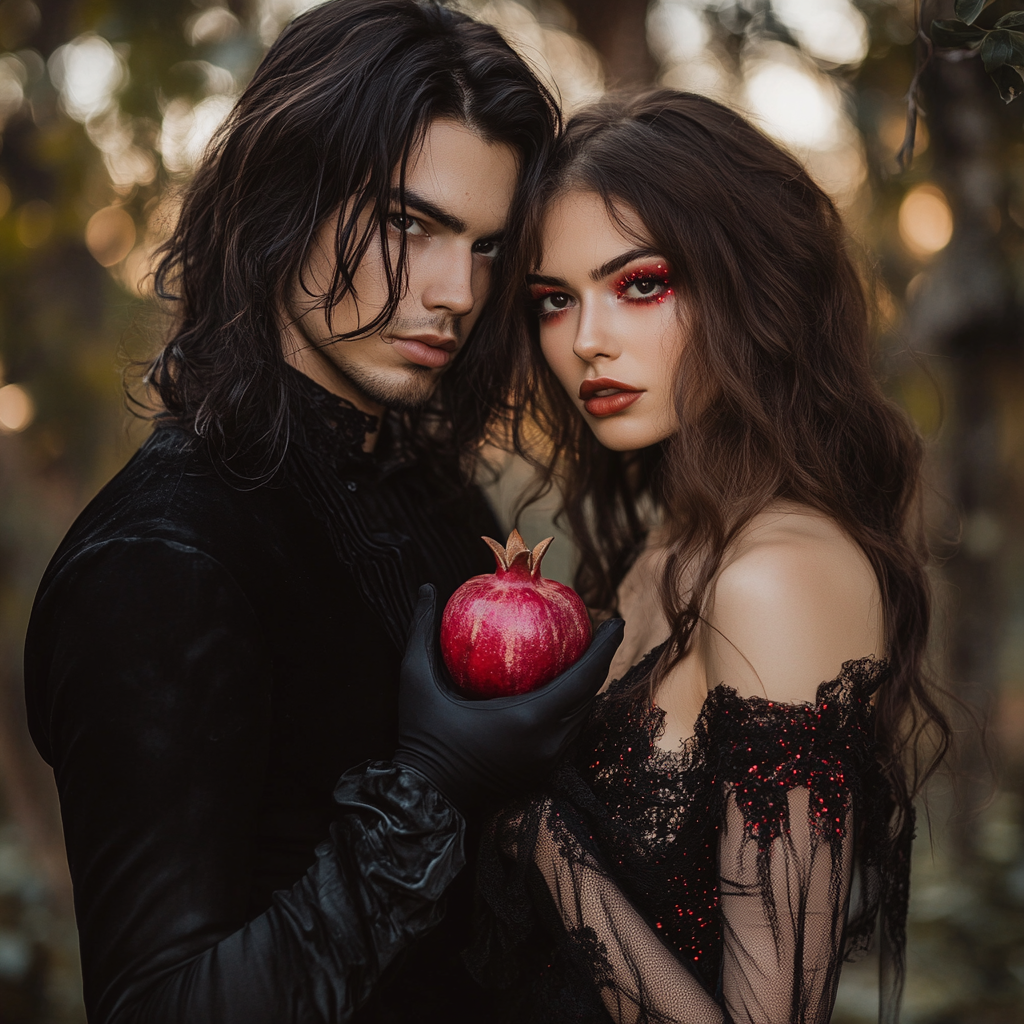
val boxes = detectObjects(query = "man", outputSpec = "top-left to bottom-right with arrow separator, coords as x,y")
23,3 -> 622,1022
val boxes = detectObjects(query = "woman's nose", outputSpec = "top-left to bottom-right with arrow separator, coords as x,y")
572,299 -> 618,362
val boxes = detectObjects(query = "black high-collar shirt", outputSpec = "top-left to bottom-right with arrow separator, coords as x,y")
24,372 -> 500,1022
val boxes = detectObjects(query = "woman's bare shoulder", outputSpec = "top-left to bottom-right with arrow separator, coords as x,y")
701,507 -> 883,704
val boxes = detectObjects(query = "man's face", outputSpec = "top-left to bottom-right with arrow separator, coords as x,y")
282,118 -> 519,419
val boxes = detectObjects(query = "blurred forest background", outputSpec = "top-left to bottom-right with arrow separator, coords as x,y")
0,0 -> 1020,1020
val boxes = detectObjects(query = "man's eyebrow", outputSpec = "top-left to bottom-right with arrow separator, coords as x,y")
391,187 -> 467,234
591,248 -> 661,281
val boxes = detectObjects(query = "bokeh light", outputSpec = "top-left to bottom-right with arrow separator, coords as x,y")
647,4 -> 868,208
186,6 -> 241,46
48,34 -> 126,123
87,111 -> 157,191
259,0 -> 327,46
744,57 -> 842,150
651,1 -> 732,101
159,94 -> 236,174
0,52 -> 26,128
476,1 -> 603,112
85,207 -> 136,267
0,383 -> 34,433
15,199 -> 52,248
647,1 -> 710,65
899,185 -> 954,258
773,0 -> 869,66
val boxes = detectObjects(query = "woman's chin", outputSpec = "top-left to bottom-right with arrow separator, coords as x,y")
585,416 -> 672,451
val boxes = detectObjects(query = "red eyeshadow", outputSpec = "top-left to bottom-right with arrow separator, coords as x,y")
614,262 -> 674,303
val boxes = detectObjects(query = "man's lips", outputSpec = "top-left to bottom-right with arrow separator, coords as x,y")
578,377 -> 644,417
387,334 -> 457,369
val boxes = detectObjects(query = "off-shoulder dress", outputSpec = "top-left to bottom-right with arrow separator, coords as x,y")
473,645 -> 912,1024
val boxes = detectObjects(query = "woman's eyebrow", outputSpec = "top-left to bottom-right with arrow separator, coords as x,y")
526,248 -> 663,289
590,248 -> 661,281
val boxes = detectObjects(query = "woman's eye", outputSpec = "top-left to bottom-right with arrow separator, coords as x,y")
473,239 -> 500,258
619,276 -> 670,301
535,292 -> 574,317
388,214 -> 426,236
615,264 -> 673,303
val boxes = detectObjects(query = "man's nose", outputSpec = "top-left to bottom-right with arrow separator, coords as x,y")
419,246 -> 476,318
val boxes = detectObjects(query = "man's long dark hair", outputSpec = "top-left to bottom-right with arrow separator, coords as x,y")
147,0 -> 558,481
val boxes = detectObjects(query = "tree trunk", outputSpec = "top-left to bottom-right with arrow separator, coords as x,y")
911,3 -> 1021,851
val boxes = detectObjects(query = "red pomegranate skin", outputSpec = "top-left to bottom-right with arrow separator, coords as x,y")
441,530 -> 592,697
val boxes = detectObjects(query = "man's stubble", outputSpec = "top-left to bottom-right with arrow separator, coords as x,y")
330,350 -> 439,413
287,308 -> 461,413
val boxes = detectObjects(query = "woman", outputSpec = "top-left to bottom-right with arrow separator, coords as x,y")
472,92 -> 951,1024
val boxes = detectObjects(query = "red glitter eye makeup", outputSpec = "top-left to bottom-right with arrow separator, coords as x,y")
615,262 -> 673,304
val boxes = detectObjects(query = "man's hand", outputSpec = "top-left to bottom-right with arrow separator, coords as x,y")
393,584 -> 624,813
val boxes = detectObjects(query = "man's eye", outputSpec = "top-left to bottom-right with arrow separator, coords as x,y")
388,214 -> 425,236
472,239 -> 500,258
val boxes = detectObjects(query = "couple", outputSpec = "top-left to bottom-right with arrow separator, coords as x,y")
24,2 -> 947,1023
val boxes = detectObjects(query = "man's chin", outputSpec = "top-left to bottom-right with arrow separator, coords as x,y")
343,363 -> 441,413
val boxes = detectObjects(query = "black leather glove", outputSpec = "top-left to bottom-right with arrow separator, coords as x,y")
393,584 -> 625,813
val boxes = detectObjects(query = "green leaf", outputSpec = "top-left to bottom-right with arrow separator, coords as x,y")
995,12 -> 1024,30
931,19 -> 986,47
955,0 -> 995,26
981,29 -> 1024,71
990,63 -> 1024,102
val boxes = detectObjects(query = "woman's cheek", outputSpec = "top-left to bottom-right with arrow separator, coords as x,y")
539,329 -> 579,402
650,312 -> 684,438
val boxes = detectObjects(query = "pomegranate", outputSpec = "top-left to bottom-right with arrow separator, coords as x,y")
440,529 -> 592,697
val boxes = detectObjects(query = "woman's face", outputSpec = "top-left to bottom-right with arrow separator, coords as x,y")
529,190 -> 682,451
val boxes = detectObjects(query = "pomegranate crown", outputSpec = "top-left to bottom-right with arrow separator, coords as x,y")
483,529 -> 553,578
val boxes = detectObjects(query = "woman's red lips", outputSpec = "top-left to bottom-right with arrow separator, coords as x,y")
578,378 -> 643,417
579,377 -> 639,399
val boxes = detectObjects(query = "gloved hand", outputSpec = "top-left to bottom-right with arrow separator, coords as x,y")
393,584 -> 625,814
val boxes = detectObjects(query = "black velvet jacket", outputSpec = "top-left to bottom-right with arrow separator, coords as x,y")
24,372 -> 500,1023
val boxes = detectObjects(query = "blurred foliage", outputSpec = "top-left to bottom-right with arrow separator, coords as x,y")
0,0 -> 1022,1020
929,6 -> 1024,114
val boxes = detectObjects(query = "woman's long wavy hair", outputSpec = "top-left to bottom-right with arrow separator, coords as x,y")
145,0 -> 558,483
506,91 -> 950,814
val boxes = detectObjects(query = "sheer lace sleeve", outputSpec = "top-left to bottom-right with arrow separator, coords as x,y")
531,798 -> 723,1024
472,656 -> 910,1024
714,721 -> 855,1024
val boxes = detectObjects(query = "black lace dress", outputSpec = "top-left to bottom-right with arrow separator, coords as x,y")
473,645 -> 913,1024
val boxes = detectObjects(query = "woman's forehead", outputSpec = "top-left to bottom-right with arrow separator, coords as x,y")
537,191 -> 652,277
